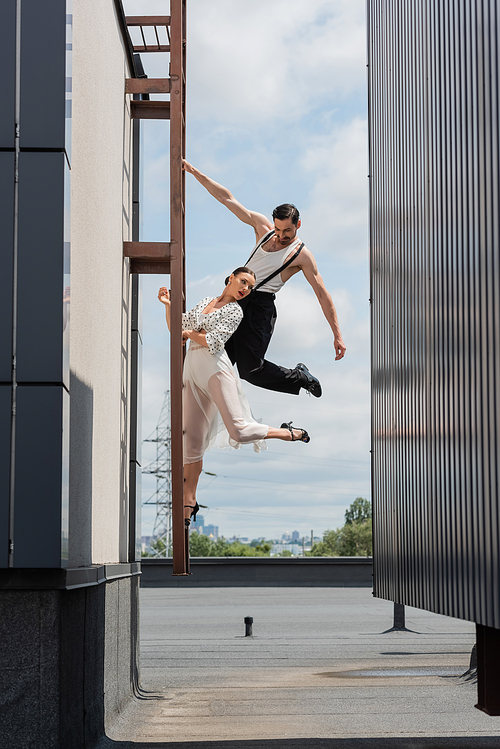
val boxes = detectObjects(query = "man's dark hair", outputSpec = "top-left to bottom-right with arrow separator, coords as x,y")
272,203 -> 300,226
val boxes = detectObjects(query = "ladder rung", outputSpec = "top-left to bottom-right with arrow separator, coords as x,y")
124,241 -> 172,259
126,78 -> 171,94
125,16 -> 171,26
130,260 -> 171,275
132,44 -> 170,53
131,100 -> 170,120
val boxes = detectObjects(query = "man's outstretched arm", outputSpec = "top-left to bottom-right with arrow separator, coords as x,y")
299,251 -> 347,361
183,160 -> 272,240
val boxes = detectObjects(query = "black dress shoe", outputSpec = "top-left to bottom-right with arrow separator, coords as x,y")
296,363 -> 322,398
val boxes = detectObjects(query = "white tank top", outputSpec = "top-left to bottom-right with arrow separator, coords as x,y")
246,231 -> 302,294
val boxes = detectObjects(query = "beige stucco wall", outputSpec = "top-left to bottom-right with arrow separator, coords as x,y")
69,1 -> 134,566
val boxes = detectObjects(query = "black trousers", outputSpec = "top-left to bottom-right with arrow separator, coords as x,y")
225,291 -> 304,395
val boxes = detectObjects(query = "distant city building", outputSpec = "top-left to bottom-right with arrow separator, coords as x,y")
271,542 -> 302,556
191,514 -> 205,529
291,530 -> 300,542
189,515 -> 218,540
204,524 -> 219,540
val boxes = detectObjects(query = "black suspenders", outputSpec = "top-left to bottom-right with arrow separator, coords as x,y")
245,229 -> 274,265
245,230 -> 305,293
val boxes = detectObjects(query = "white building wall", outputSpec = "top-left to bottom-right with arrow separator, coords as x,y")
70,1 -> 134,566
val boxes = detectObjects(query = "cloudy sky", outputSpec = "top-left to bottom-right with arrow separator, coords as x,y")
123,0 -> 370,541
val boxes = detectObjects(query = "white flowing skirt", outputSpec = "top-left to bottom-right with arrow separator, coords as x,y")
183,343 -> 269,465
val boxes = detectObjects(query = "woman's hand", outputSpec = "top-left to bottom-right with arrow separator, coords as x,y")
183,328 -> 208,348
158,287 -> 170,305
183,159 -> 195,174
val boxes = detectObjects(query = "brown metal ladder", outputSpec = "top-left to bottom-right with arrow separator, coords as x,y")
124,2 -> 189,575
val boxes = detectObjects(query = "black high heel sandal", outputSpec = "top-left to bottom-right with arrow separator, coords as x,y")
184,501 -> 200,528
281,421 -> 310,443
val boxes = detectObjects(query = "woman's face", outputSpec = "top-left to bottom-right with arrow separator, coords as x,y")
229,272 -> 255,300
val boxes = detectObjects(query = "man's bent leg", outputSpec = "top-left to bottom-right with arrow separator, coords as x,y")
227,294 -> 315,395
244,356 -> 304,395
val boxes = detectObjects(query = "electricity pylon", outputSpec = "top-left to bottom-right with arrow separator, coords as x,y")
143,391 -> 172,557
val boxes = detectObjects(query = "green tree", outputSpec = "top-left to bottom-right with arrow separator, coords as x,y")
250,538 -> 264,547
188,534 -> 271,557
337,519 -> 372,556
344,497 -> 372,525
309,528 -> 341,556
211,536 -> 232,556
254,542 -> 271,556
144,537 -> 168,556
222,540 -> 253,557
189,532 -> 214,556
308,521 -> 372,557
308,497 -> 373,557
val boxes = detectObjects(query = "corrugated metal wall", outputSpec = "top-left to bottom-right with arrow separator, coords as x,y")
368,0 -> 500,627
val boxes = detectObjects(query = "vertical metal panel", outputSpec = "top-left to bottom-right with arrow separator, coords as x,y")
368,0 -> 500,627
0,387 -> 11,568
16,152 -> 68,385
20,0 -> 67,149
0,0 -> 72,569
13,386 -> 68,567
0,0 -> 16,148
0,153 -> 15,383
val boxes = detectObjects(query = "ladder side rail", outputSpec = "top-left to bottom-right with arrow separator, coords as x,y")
170,0 -> 188,575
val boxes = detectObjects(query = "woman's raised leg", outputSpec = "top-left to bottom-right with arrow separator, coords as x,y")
183,460 -> 203,521
208,371 -> 309,443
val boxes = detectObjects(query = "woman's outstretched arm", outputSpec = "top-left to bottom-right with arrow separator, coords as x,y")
159,288 -> 209,348
158,287 -> 171,330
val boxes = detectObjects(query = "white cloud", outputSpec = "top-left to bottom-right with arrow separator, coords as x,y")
301,117 -> 369,262
123,0 -> 371,539
123,0 -> 366,125
187,0 -> 366,125
267,282 -> 355,360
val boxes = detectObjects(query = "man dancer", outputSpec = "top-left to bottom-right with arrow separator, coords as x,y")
183,160 -> 346,397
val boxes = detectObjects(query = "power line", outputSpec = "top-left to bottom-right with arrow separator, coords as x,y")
195,470 -> 368,496
201,446 -> 370,469
189,506 -> 348,522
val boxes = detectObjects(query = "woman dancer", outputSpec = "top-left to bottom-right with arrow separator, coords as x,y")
158,267 -> 310,526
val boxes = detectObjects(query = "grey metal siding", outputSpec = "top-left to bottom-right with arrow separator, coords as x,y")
368,0 -> 500,627
20,0 -> 67,149
0,153 -> 15,383
0,1 -> 71,568
16,152 -> 68,384
0,0 -> 16,148
13,386 -> 69,567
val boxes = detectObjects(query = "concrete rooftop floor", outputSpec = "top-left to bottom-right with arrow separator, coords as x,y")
98,586 -> 500,749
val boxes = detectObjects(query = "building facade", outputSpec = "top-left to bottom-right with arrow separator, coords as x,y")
368,0 -> 500,713
0,1 -> 142,745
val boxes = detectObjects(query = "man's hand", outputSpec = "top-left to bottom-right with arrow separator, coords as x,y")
334,337 -> 347,361
183,159 -> 195,175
